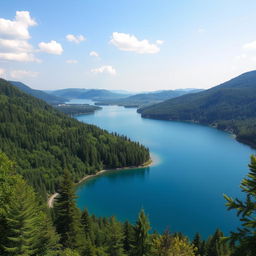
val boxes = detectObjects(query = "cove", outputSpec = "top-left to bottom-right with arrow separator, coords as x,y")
73,100 -> 255,238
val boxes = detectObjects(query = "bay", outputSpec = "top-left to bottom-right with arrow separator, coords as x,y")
74,100 -> 255,238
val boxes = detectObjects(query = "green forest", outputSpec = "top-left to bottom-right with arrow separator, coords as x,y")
138,71 -> 256,148
0,79 -> 150,197
1,151 -> 256,255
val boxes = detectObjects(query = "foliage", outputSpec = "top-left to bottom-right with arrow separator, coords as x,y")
0,78 -> 150,196
224,155 -> 256,255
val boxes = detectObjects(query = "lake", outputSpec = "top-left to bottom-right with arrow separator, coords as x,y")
72,100 -> 255,238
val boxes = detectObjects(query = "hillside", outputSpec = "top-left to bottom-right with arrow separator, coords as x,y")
96,89 -> 202,107
9,81 -> 67,104
0,79 -> 150,195
138,71 -> 256,148
48,88 -> 129,100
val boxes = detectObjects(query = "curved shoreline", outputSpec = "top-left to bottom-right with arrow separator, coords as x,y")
47,158 -> 153,208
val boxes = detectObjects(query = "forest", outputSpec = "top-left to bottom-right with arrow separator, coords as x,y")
0,79 -> 150,197
138,71 -> 256,148
0,151 -> 255,256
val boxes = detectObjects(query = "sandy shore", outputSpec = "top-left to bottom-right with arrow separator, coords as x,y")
47,158 -> 153,208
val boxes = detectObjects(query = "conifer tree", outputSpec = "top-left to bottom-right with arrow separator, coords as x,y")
4,179 -> 46,255
54,170 -> 84,251
192,232 -> 202,256
132,209 -> 151,256
206,229 -> 230,256
123,220 -> 134,254
106,216 -> 125,256
81,208 -> 92,240
224,155 -> 256,255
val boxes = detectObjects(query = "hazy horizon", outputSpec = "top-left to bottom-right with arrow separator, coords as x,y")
1,1 -> 256,91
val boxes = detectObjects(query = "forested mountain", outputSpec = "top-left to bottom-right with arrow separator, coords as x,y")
96,89 -> 202,108
48,88 -> 129,100
9,81 -> 67,105
138,71 -> 256,148
0,79 -> 149,196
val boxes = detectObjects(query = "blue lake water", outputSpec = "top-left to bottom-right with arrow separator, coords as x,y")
74,101 -> 255,238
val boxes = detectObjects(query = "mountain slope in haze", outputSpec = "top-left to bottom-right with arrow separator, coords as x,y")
48,88 -> 129,100
9,81 -> 67,104
96,89 -> 203,107
138,71 -> 256,148
0,79 -> 150,195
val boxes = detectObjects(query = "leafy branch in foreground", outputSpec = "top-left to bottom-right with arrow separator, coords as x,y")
224,155 -> 256,255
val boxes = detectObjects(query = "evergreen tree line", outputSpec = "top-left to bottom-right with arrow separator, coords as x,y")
0,79 -> 150,197
1,152 -> 256,256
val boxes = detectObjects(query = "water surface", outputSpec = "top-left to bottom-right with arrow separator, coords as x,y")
74,101 -> 255,238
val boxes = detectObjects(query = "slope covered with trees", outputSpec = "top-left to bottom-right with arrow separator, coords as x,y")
138,71 -> 256,148
9,81 -> 67,105
1,151 -> 255,255
0,79 -> 149,196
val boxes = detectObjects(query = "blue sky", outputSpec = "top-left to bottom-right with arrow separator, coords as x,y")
0,0 -> 256,91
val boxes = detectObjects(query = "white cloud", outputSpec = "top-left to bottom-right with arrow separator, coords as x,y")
156,40 -> 164,45
0,68 -> 5,77
66,34 -> 86,43
243,40 -> 256,50
38,40 -> 63,55
0,11 -> 38,62
10,69 -> 38,79
0,11 -> 36,40
110,32 -> 160,54
89,51 -> 99,57
91,65 -> 116,75
0,52 -> 38,62
66,59 -> 78,64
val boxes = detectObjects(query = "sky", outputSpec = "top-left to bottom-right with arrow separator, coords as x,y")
0,0 -> 256,91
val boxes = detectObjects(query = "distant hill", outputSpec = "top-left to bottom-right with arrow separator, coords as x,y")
48,88 -> 128,100
138,71 -> 256,148
9,81 -> 67,105
96,89 -> 203,107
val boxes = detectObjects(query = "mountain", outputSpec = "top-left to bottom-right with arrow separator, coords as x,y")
96,89 -> 203,108
48,88 -> 128,100
138,71 -> 256,148
0,79 -> 150,195
9,81 -> 67,104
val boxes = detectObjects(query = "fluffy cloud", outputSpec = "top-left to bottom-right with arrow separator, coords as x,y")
91,65 -> 116,75
38,40 -> 63,55
0,68 -> 5,77
0,11 -> 36,40
10,69 -> 38,79
66,59 -> 78,64
89,51 -> 99,57
66,34 -> 86,43
243,40 -> 256,50
0,11 -> 38,62
110,32 -> 160,54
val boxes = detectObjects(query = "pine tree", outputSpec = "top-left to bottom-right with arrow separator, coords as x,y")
123,220 -> 134,254
132,209 -> 151,256
224,155 -> 256,255
4,179 -> 43,255
106,216 -> 125,256
192,232 -> 202,256
206,229 -> 230,256
54,170 -> 84,251
81,208 -> 92,240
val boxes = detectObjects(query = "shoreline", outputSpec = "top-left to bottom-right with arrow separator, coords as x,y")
47,157 -> 153,208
